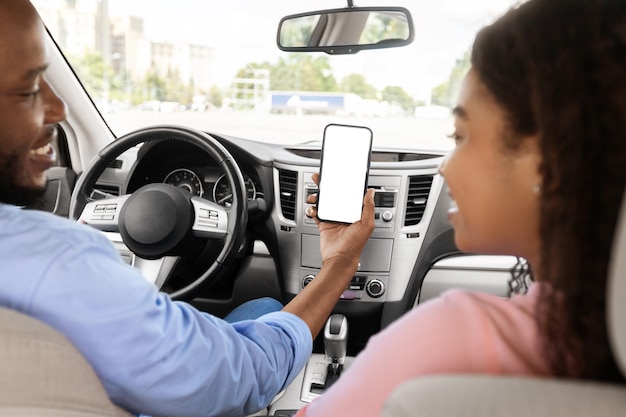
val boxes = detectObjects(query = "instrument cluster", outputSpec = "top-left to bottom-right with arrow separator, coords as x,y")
163,167 -> 261,207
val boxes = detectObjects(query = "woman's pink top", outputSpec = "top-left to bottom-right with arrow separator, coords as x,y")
295,284 -> 550,417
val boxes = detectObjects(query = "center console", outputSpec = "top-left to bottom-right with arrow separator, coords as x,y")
299,172 -> 401,302
272,161 -> 444,306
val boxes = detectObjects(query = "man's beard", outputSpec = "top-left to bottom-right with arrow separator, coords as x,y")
0,152 -> 47,208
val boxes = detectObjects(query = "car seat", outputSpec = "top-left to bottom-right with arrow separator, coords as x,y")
0,307 -> 133,416
381,188 -> 626,417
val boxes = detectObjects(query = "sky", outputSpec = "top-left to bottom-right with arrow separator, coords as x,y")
108,0 -> 521,97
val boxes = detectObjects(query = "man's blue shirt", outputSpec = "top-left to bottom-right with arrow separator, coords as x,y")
0,203 -> 312,417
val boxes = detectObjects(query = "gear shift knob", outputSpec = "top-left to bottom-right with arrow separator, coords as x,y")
324,314 -> 348,374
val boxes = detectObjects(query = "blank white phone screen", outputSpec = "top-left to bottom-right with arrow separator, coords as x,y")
317,124 -> 372,223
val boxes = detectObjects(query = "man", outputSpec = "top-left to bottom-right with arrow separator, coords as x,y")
0,1 -> 375,416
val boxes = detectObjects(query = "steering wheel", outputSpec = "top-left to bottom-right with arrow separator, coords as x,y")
69,125 -> 248,300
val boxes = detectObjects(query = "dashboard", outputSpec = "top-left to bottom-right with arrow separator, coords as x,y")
114,140 -> 265,208
93,130 -> 462,331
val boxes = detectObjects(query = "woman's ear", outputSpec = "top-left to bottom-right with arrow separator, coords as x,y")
515,134 -> 543,195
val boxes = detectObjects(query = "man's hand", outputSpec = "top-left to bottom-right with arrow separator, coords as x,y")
284,172 -> 375,339
306,172 -> 375,269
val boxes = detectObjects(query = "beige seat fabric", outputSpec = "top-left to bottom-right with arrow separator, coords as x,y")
381,188 -> 626,417
0,307 -> 133,417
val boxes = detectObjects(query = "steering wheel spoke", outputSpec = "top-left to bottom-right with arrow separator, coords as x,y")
190,197 -> 229,239
135,256 -> 181,289
78,195 -> 130,232
101,231 -> 180,289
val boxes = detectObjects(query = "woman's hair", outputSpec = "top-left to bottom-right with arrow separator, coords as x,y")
471,0 -> 626,382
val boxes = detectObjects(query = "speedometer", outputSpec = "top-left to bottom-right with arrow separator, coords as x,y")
212,174 -> 256,206
163,168 -> 204,197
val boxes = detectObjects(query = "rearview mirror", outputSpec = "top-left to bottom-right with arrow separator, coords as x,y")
277,6 -> 414,55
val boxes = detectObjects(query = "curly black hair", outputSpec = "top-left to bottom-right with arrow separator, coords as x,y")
472,0 -> 626,382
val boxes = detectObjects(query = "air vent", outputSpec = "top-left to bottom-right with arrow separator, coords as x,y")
108,159 -> 123,169
404,175 -> 434,226
278,169 -> 298,221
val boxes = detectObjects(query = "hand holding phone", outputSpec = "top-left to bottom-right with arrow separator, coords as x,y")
316,123 -> 373,224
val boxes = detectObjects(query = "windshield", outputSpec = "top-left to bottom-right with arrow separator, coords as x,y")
32,0 -> 517,152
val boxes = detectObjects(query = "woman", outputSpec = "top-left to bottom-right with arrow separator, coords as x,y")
297,0 -> 626,415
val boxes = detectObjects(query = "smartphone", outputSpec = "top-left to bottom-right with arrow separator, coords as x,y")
316,123 -> 373,223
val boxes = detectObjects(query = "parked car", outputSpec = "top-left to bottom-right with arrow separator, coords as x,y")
26,0 -> 525,414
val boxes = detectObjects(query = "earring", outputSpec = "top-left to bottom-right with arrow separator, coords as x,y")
532,184 -> 541,194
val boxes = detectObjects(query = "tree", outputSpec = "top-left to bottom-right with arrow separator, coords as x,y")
381,86 -> 415,112
144,65 -> 167,101
278,15 -> 316,48
269,54 -> 337,91
431,49 -> 471,107
163,67 -> 192,105
339,73 -> 377,99
68,51 -> 112,99
208,85 -> 223,108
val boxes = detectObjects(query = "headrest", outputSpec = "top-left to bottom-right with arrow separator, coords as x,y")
607,187 -> 626,375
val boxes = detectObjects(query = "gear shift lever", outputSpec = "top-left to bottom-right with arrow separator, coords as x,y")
307,314 -> 348,394
324,314 -> 348,376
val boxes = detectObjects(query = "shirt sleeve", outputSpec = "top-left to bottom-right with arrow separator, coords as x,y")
296,287 -> 545,417
24,230 -> 312,417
